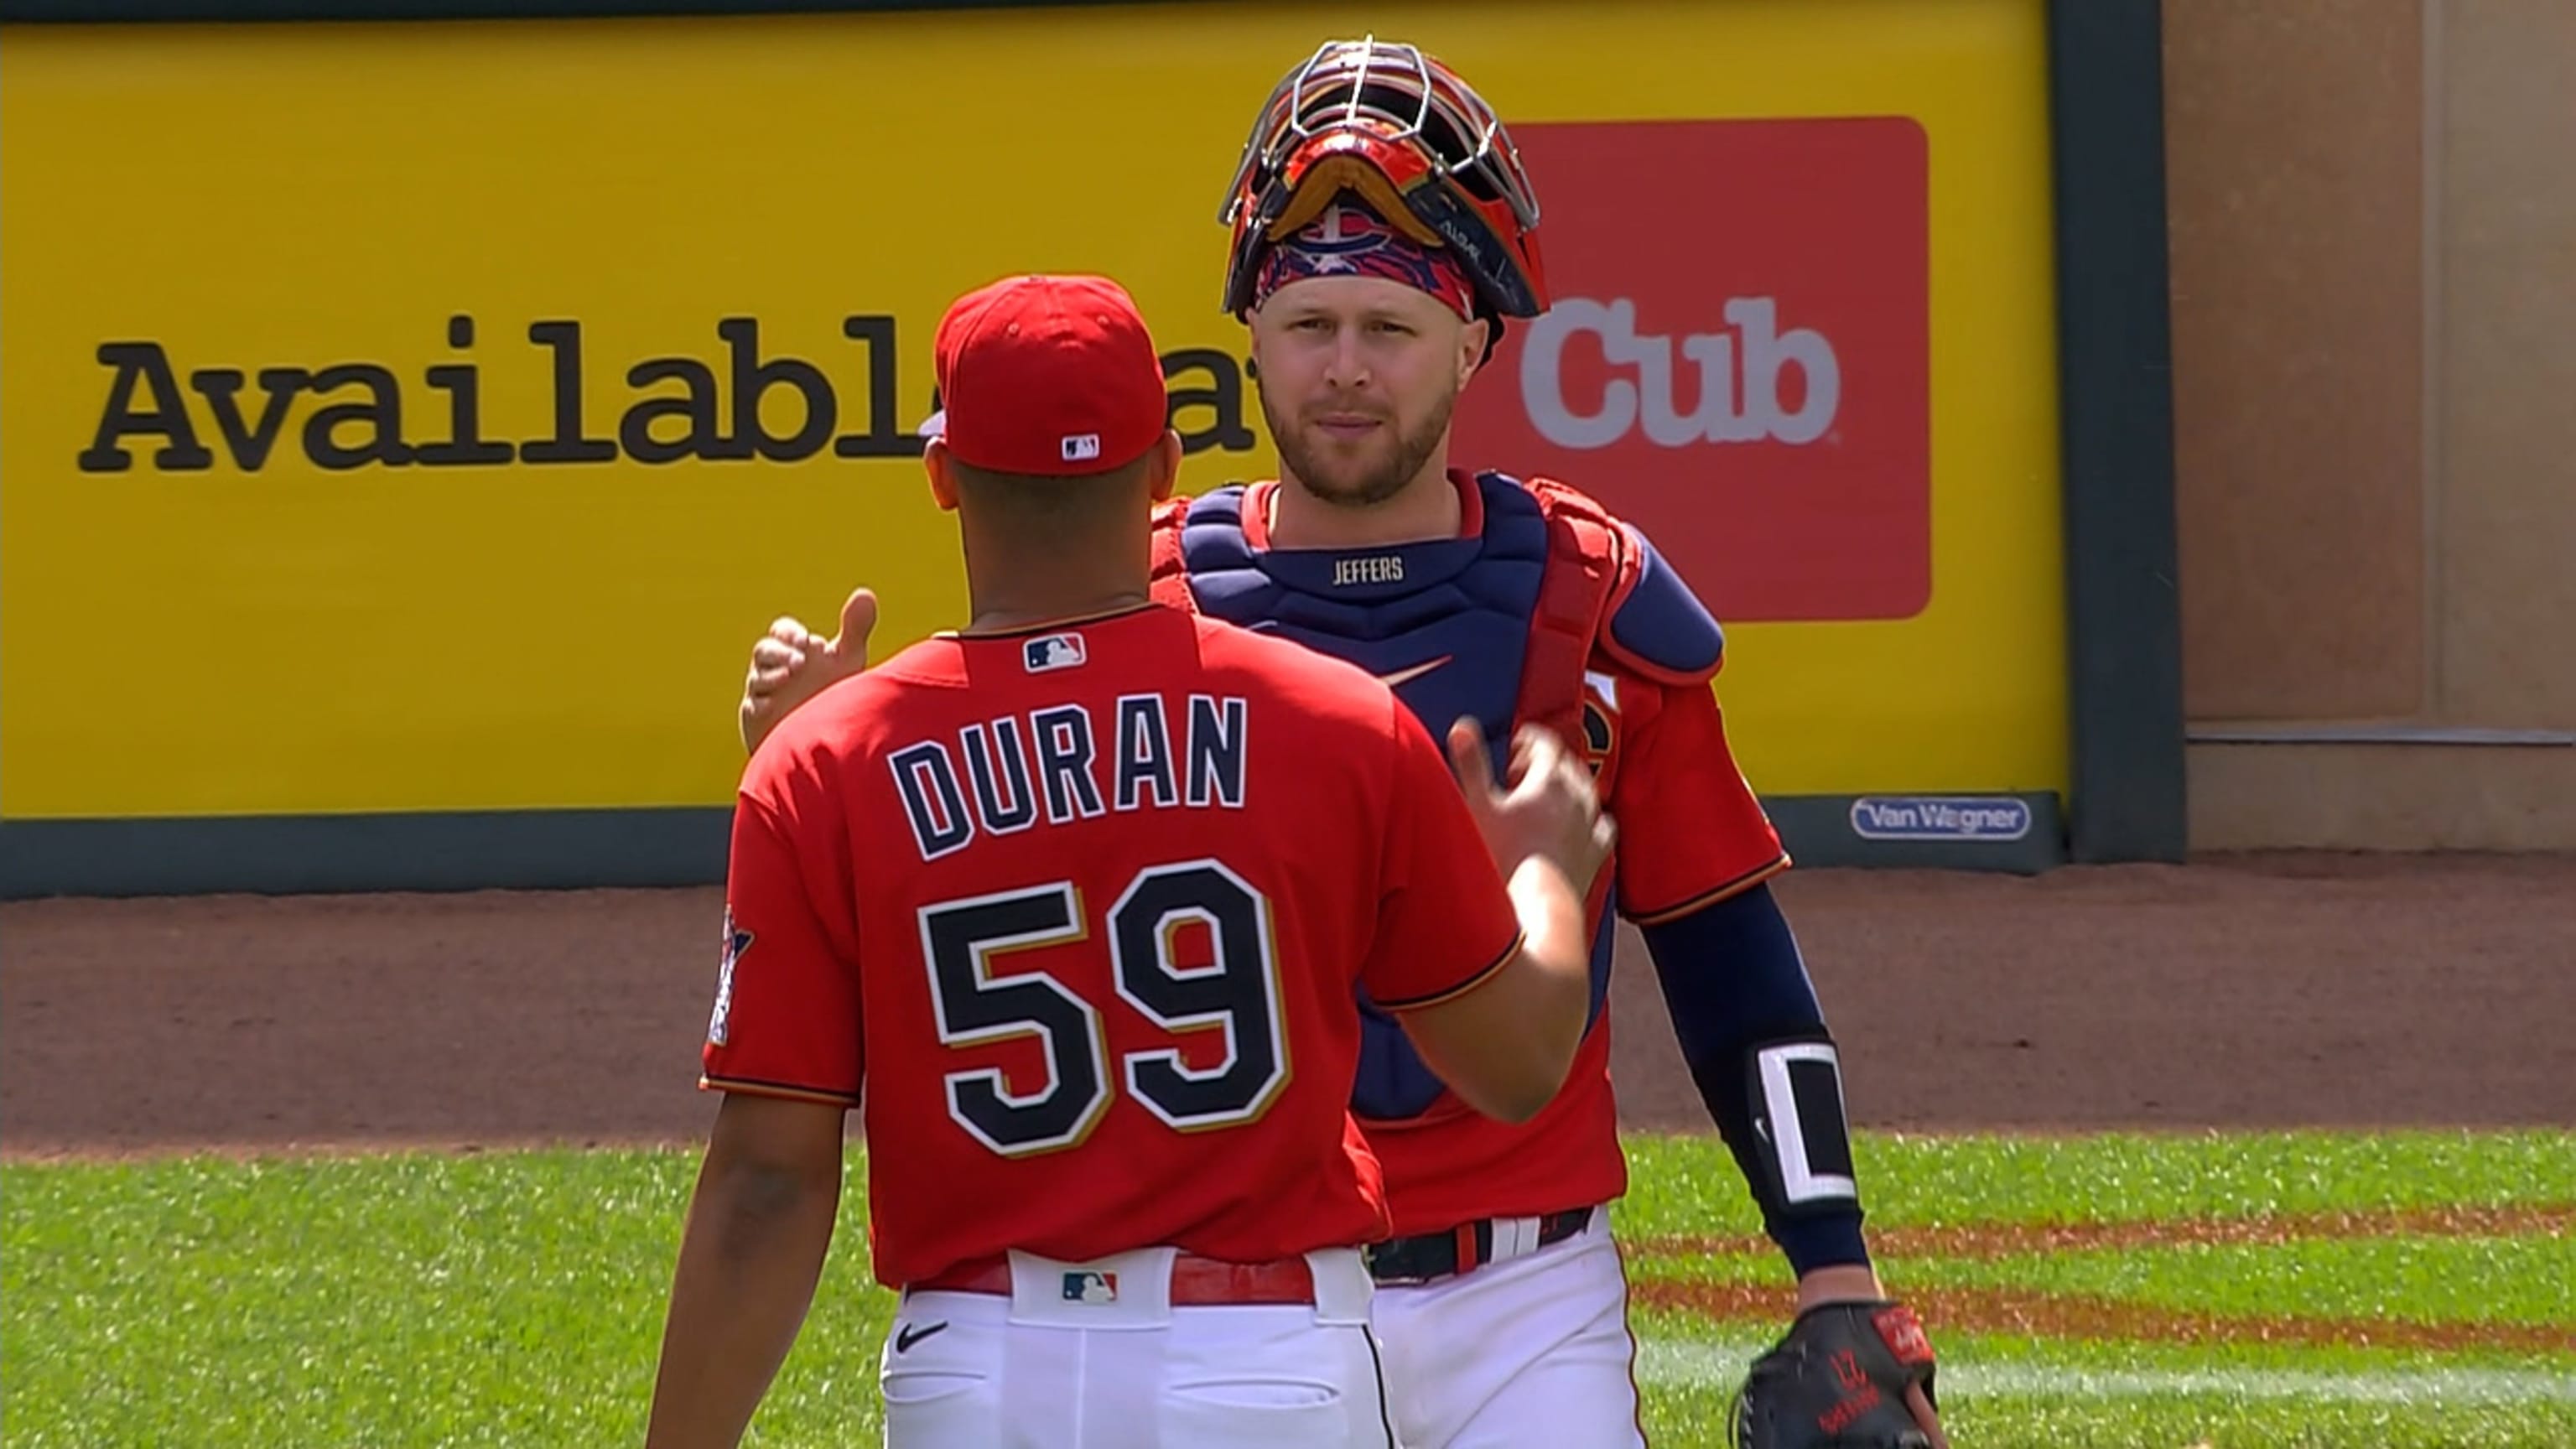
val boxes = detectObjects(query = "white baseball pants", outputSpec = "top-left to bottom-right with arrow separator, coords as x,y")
878,1246 -> 1395,1447
1373,1207 -> 1649,1447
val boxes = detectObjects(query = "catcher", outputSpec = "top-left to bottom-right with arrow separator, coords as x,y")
735,37 -> 1946,1449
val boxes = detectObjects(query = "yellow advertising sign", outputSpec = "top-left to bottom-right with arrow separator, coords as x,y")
0,0 -> 2062,819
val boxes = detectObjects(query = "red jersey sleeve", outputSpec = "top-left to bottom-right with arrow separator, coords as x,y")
1359,699 -> 1526,1011
699,776 -> 865,1108
1611,678 -> 1790,925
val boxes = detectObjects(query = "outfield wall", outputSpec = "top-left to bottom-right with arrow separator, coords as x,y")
0,0 -> 2183,895
2160,0 -> 2576,849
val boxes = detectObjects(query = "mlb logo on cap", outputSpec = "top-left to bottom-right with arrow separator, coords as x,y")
1024,632 -> 1087,673
1062,1271 -> 1119,1304
1062,433 -> 1102,463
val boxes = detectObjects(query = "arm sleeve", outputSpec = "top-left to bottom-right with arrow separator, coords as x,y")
699,787 -> 865,1107
1612,678 -> 1861,1271
1640,884 -> 1869,1273
1358,699 -> 1526,1012
1609,679 -> 1789,923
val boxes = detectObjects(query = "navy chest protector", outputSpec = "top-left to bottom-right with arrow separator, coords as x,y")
1149,471 -> 1722,1123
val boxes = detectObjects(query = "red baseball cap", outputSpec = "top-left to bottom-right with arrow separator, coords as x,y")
918,273 -> 1170,476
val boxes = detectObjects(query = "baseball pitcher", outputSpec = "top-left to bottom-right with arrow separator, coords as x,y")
645,273 -> 1615,1448
736,40 -> 1946,1449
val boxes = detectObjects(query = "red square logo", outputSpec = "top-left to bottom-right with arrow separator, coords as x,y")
1455,117 -> 1931,621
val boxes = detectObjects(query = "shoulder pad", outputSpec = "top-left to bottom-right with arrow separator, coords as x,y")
1516,473 -> 1615,530
1604,532 -> 1725,683
1517,475 -> 1726,685
1147,496 -> 1194,609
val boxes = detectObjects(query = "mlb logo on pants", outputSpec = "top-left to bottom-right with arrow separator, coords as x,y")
1062,1271 -> 1119,1304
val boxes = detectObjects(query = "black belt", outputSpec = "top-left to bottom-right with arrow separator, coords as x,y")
1364,1208 -> 1596,1285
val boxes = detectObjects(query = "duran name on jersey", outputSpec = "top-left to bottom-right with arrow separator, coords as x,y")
886,693 -> 1250,861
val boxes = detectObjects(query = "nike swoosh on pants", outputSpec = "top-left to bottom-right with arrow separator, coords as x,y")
894,1320 -> 950,1353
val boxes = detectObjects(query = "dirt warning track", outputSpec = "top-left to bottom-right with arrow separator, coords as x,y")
5,851 -> 2573,1159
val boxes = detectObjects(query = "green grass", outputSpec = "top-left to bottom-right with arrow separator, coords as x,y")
0,1150 -> 891,1447
1926,1234 -> 2576,1327
1630,1233 -> 2576,1326
6,1131 -> 2571,1447
1616,1128 -> 2576,1237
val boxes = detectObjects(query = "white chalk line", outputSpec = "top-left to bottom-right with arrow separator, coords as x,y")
1633,1337 -> 2576,1405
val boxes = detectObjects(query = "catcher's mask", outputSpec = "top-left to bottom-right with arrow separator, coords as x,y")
1218,37 -> 1549,336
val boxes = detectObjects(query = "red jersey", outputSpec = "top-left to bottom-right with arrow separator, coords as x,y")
1153,472 -> 1787,1235
1363,660 -> 1789,1233
699,603 -> 1524,1287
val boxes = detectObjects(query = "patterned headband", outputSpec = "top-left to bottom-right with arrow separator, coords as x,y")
1249,200 -> 1478,320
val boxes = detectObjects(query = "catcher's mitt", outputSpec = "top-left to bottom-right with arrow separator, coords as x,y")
1728,1300 -> 1940,1448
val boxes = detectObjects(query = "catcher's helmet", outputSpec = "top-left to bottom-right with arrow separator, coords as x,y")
1217,37 -> 1549,324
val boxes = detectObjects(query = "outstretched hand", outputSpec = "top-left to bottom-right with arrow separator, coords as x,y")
740,587 -> 877,755
1445,718 -> 1616,896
